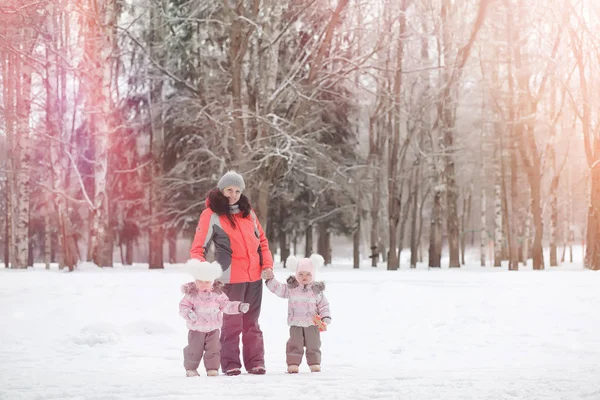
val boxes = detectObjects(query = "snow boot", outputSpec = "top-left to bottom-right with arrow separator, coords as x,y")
248,366 -> 266,375
225,368 -> 241,376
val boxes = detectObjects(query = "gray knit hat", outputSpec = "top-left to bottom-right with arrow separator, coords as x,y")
217,170 -> 245,192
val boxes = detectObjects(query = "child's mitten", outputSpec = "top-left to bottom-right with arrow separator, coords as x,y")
313,315 -> 328,332
187,310 -> 198,322
321,317 -> 331,325
239,303 -> 250,313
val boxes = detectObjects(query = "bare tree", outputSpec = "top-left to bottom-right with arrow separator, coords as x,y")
80,0 -> 119,267
0,1 -> 40,268
569,2 -> 600,270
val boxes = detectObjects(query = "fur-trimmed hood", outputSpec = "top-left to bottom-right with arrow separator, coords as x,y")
205,189 -> 252,217
285,276 -> 325,294
181,281 -> 224,296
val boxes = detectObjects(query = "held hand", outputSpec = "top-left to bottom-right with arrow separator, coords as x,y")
261,268 -> 274,280
321,317 -> 331,325
188,310 -> 198,322
239,303 -> 250,313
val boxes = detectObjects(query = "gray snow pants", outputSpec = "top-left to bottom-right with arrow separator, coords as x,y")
183,329 -> 221,371
286,325 -> 322,366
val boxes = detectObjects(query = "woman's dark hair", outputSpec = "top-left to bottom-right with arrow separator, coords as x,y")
207,188 -> 251,227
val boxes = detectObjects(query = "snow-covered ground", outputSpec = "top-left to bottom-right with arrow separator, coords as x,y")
1,258 -> 600,400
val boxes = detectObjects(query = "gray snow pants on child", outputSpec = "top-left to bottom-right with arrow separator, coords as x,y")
286,325 -> 321,366
183,329 -> 221,371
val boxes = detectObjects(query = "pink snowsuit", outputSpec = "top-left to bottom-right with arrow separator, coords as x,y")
179,282 -> 242,372
265,276 -> 331,367
265,277 -> 331,327
179,282 -> 242,332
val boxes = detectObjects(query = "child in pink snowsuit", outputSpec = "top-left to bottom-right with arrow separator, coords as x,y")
179,260 -> 250,377
265,254 -> 331,373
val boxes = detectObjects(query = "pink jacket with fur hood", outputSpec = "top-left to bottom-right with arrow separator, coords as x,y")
265,276 -> 331,327
179,282 -> 241,332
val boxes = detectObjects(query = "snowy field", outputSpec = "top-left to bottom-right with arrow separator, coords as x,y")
1,257 -> 600,400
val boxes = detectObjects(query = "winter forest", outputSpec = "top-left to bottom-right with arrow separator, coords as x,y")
2,0 -> 600,272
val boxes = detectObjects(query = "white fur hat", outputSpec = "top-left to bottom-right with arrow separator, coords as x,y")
186,259 -> 222,282
286,254 -> 325,278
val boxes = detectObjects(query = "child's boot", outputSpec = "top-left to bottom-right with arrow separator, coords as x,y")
186,369 -> 200,377
287,365 -> 299,374
207,370 -> 219,377
309,364 -> 321,372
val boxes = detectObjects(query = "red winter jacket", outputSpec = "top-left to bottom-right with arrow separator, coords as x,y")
190,204 -> 273,284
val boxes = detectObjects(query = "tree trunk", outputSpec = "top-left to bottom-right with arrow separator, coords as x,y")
493,134 -> 503,267
368,99 -> 384,268
507,140 -> 519,271
439,0 -> 460,269
417,186 -> 429,267
585,167 -> 600,270
85,0 -> 117,268
530,173 -> 544,270
547,82 -> 563,267
568,229 -> 574,263
353,186 -> 361,269
398,178 -> 413,265
370,167 -> 380,267
444,142 -> 460,268
379,239 -> 387,263
386,0 -> 408,271
27,206 -> 33,267
50,229 -> 57,264
387,214 -> 399,270
168,229 -> 177,264
522,205 -> 531,265
460,186 -> 472,266
317,223 -> 331,265
125,239 -> 134,266
292,231 -> 297,257
279,228 -> 289,264
44,208 -> 51,269
146,0 -> 167,270
58,211 -> 78,270
570,15 -> 600,270
255,179 -> 270,229
13,123 -> 31,269
304,225 -> 313,257
148,162 -> 164,269
44,3 -> 76,271
4,29 -> 34,269
410,162 -> 420,268
4,172 -> 10,268
549,175 -> 559,267
429,188 -> 443,268
564,165 -> 573,263
227,0 -> 252,161
480,149 -> 487,267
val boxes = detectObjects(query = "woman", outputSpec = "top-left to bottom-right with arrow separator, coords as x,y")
190,170 -> 274,376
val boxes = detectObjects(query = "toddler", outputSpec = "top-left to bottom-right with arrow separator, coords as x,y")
264,254 -> 331,373
179,259 -> 249,377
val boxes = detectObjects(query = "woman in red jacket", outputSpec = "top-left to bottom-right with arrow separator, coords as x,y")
190,171 -> 274,376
